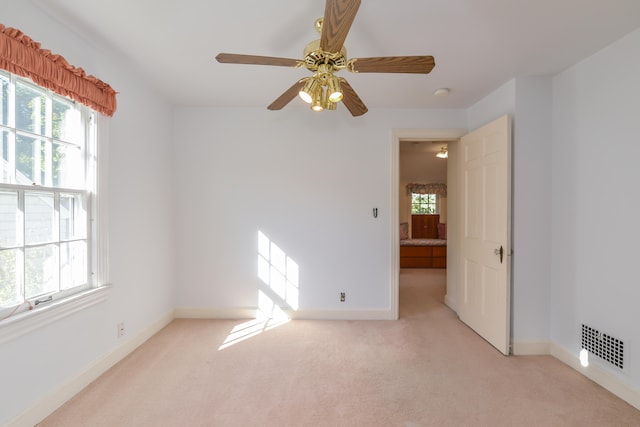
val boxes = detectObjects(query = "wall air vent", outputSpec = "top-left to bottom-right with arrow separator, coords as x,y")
581,324 -> 624,370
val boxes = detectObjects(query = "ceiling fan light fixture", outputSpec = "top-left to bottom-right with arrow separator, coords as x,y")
436,146 -> 448,159
324,94 -> 338,110
311,86 -> 324,111
299,78 -> 319,104
216,0 -> 436,117
327,76 -> 343,103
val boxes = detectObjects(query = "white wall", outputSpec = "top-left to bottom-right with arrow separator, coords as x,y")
551,28 -> 640,390
512,77 -> 553,344
466,79 -> 516,131
0,2 -> 175,424
173,107 -> 465,316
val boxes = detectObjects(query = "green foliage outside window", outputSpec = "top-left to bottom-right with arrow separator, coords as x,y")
411,193 -> 437,214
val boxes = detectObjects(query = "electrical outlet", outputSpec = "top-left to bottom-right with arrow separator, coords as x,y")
117,322 -> 125,338
340,292 -> 345,302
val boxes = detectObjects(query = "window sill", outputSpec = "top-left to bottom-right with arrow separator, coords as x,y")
0,285 -> 112,345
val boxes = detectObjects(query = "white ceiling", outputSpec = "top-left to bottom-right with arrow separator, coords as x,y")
35,0 -> 640,111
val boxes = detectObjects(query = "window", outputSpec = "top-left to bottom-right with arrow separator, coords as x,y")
0,70 -> 99,319
411,193 -> 437,214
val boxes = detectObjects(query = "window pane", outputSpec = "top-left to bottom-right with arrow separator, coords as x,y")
16,133 -> 45,185
16,81 -> 47,136
25,244 -> 59,298
0,190 -> 18,247
411,192 -> 437,215
60,193 -> 87,241
53,142 -> 84,189
0,248 -> 20,306
60,241 -> 87,290
53,98 -> 81,144
1,129 -> 11,183
60,194 -> 71,241
25,192 -> 55,245
0,73 -> 8,126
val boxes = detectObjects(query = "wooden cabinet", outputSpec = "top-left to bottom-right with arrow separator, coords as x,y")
432,246 -> 447,268
411,214 -> 439,238
399,245 -> 447,268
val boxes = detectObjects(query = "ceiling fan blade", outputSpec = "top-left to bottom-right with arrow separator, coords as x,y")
267,80 -> 306,111
349,56 -> 435,74
216,53 -> 300,67
339,79 -> 368,117
320,0 -> 361,53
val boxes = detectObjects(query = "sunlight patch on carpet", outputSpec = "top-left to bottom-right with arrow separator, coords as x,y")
218,310 -> 290,350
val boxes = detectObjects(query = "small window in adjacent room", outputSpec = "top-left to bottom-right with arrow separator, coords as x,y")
0,71 -> 100,320
411,193 -> 438,214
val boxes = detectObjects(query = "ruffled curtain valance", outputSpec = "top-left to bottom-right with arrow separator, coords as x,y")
407,183 -> 447,197
0,24 -> 117,116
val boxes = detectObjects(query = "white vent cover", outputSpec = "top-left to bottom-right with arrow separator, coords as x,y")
581,324 -> 624,370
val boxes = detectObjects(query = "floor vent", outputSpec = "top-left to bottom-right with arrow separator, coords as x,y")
581,324 -> 624,370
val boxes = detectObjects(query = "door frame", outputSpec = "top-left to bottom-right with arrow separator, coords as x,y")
391,128 -> 466,319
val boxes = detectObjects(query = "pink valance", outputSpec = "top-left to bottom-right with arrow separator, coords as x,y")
0,24 -> 117,116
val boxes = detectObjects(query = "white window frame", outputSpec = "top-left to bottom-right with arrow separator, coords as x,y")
0,71 -> 110,344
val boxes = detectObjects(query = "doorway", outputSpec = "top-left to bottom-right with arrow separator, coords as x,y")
392,116 -> 512,355
390,129 -> 465,320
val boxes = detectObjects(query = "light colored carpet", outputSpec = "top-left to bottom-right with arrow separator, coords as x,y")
40,269 -> 640,426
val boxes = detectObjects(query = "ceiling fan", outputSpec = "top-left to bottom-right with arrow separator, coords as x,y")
215,0 -> 435,116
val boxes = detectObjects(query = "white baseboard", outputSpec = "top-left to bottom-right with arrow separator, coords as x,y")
7,310 -> 175,427
175,307 -> 395,321
444,294 -> 456,312
512,340 -> 551,355
288,309 -> 394,320
174,307 -> 257,319
550,342 -> 640,411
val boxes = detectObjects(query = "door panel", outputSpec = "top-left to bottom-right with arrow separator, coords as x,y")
458,115 -> 511,355
484,159 -> 499,242
465,167 -> 482,239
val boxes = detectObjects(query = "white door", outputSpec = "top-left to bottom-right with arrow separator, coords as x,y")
458,115 -> 511,355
